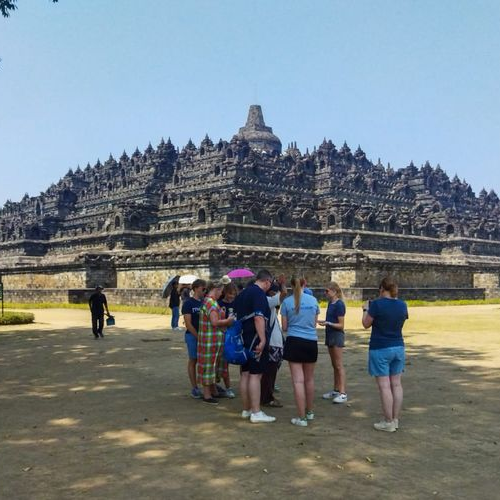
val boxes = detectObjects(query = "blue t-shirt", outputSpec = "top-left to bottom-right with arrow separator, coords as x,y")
234,284 -> 271,345
368,297 -> 408,350
325,299 -> 346,334
181,297 -> 203,334
280,293 -> 320,341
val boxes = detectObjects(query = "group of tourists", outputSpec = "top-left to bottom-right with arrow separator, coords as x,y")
176,270 -> 408,432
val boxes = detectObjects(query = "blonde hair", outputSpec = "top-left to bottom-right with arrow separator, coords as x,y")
326,281 -> 343,299
380,276 -> 398,298
290,276 -> 306,313
206,275 -> 232,292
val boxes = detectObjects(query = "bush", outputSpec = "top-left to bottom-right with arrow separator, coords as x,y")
0,311 -> 35,325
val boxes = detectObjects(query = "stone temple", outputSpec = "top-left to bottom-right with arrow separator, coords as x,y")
1,105 -> 500,305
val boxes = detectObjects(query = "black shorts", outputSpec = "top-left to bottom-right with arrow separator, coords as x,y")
283,336 -> 318,363
325,330 -> 345,348
241,349 -> 269,374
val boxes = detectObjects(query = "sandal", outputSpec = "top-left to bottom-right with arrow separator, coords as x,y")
264,399 -> 283,408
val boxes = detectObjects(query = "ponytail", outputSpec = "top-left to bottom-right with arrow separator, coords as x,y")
290,276 -> 305,314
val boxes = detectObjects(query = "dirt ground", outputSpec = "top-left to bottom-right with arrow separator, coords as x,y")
1,305 -> 499,500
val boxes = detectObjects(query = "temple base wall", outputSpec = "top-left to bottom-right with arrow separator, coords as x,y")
338,287 -> 486,301
332,265 -> 472,289
1,270 -> 87,289
3,286 -> 487,307
2,245 -> 500,303
2,288 -> 168,307
116,268 -> 211,289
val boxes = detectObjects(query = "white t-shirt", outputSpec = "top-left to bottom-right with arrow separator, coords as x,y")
267,294 -> 283,348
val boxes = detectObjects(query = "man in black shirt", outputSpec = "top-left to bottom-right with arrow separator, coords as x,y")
234,269 -> 275,423
88,285 -> 110,339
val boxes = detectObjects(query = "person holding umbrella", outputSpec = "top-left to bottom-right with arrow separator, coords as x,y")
169,282 -> 181,330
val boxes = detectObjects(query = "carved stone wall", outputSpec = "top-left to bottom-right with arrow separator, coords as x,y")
2,271 -> 86,289
1,105 -> 500,301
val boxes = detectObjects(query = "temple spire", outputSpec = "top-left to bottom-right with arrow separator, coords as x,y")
237,105 -> 282,154
244,105 -> 266,128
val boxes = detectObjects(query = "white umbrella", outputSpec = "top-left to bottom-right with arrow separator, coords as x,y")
178,274 -> 199,285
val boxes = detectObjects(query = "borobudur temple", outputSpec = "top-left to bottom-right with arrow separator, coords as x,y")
1,105 -> 500,305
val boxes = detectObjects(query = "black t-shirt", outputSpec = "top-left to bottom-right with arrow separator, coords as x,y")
89,292 -> 107,314
218,299 -> 235,317
169,287 -> 180,308
181,297 -> 203,333
234,284 -> 271,346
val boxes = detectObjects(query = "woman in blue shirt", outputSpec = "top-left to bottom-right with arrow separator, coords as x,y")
281,277 -> 320,427
362,277 -> 408,432
318,282 -> 347,404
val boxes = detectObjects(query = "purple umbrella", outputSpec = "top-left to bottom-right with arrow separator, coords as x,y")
227,268 -> 255,279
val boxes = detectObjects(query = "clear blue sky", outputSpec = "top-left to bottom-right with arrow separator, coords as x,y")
1,0 -> 499,206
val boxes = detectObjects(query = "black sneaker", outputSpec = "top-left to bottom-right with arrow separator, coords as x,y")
202,398 -> 219,405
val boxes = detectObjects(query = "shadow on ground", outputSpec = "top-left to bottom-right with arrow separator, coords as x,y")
1,311 -> 499,499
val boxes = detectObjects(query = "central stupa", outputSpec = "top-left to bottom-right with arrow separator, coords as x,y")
237,104 -> 282,154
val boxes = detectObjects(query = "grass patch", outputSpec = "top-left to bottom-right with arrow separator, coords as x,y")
0,311 -> 35,325
3,302 -> 167,315
6,298 -> 500,314
319,298 -> 500,308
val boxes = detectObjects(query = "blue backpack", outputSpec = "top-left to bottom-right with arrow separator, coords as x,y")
224,313 -> 257,365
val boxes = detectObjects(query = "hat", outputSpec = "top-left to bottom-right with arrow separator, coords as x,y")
95,285 -> 104,290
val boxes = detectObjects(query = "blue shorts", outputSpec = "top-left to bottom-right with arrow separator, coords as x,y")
368,346 -> 405,377
185,332 -> 198,360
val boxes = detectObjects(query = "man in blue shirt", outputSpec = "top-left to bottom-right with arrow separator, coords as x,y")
234,269 -> 276,424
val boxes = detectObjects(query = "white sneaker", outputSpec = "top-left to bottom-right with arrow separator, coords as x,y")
241,410 -> 251,419
322,390 -> 340,400
373,420 -> 396,432
306,410 -> 315,421
225,388 -> 236,399
291,417 -> 308,427
333,393 -> 348,404
250,411 -> 276,423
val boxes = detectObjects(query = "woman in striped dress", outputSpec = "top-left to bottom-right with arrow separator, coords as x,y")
197,279 -> 235,404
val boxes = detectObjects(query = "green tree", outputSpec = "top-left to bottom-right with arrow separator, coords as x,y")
1,0 -> 58,18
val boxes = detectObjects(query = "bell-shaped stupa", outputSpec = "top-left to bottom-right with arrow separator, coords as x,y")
237,105 -> 282,154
